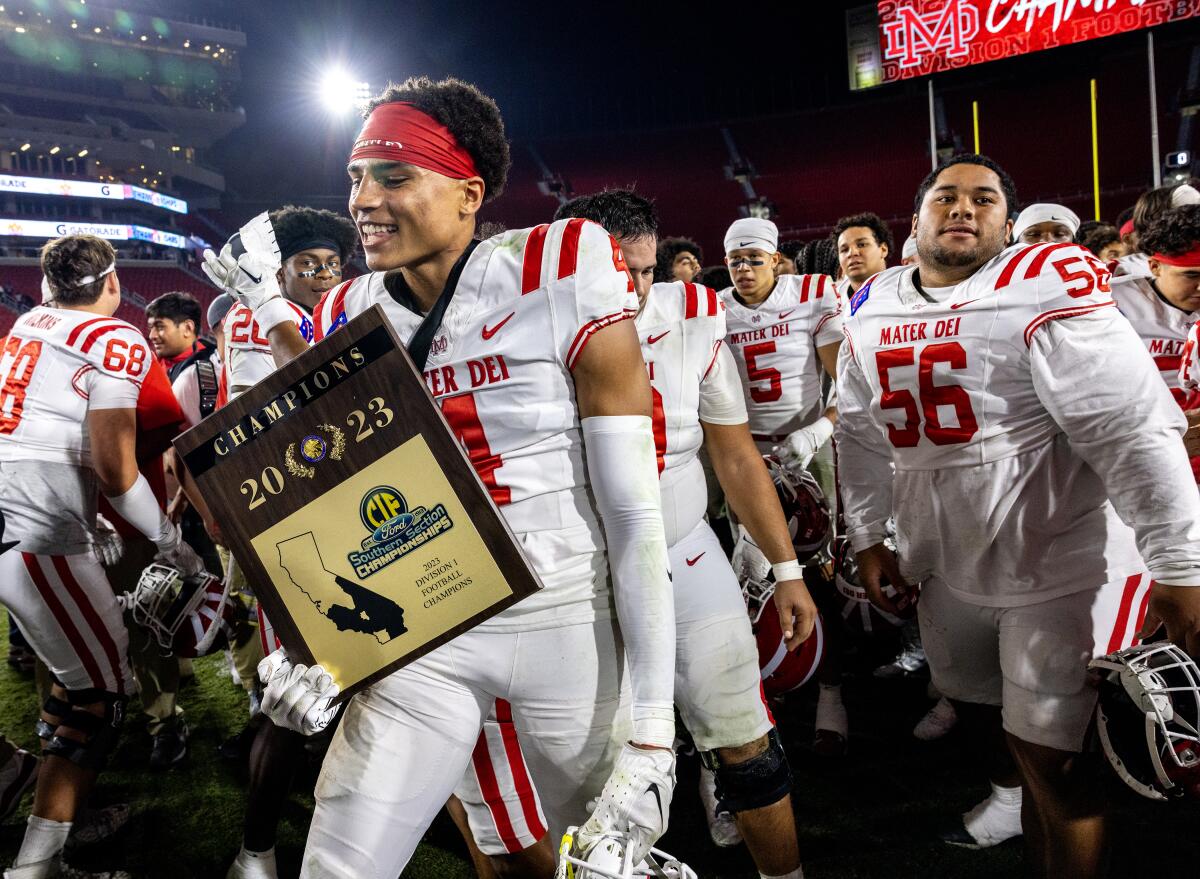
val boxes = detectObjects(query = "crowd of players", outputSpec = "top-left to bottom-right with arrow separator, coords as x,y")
1,74 -> 1200,879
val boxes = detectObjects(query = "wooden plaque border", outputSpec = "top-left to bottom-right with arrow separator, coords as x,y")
174,305 -> 542,700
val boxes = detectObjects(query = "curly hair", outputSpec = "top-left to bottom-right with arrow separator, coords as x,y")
1078,222 -> 1121,258
363,77 -> 511,203
270,205 -> 359,262
655,237 -> 703,282
40,234 -> 115,306
913,153 -> 1019,217
831,212 -> 895,252
555,190 -> 659,240
1140,204 -> 1200,258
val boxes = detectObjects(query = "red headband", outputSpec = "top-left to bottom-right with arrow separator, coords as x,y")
350,102 -> 480,180
1153,245 -> 1200,267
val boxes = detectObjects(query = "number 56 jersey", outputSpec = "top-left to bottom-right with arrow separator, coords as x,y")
314,219 -> 639,631
837,242 -> 1200,606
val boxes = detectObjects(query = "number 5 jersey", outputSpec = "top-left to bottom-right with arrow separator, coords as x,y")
836,242 -> 1200,606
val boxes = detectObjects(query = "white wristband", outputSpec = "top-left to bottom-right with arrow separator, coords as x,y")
771,559 -> 804,582
253,297 -> 294,334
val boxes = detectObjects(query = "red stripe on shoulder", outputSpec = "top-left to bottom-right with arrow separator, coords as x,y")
66,317 -> 118,349
800,275 -> 812,303
556,218 -> 587,281
1022,242 -> 1076,281
566,311 -> 633,369
817,275 -> 828,298
521,225 -> 550,294
705,285 -> 717,315
1022,300 -> 1114,347
684,283 -> 699,319
80,323 -> 128,354
994,244 -> 1041,291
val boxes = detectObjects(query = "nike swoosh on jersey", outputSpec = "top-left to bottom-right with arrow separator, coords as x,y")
949,299 -> 980,310
481,312 -> 516,340
647,331 -> 670,345
686,553 -> 705,566
779,309 -> 796,320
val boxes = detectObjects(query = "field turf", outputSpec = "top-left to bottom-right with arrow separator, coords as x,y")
1,625 -> 1196,878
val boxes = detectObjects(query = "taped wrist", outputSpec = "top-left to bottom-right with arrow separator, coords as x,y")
106,473 -> 176,552
582,415 -> 676,747
253,297 -> 294,334
805,415 -> 834,446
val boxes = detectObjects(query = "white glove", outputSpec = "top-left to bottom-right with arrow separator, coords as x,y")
731,525 -> 770,586
258,648 -> 339,735
576,744 -> 675,867
202,244 -> 292,332
773,415 -> 834,473
156,526 -> 206,579
92,514 -> 125,567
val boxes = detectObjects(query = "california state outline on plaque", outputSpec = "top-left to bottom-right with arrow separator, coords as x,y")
275,531 -> 407,645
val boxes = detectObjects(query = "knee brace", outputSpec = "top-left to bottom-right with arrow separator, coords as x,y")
702,727 -> 792,813
36,688 -> 126,771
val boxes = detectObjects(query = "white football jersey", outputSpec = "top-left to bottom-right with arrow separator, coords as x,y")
1111,275 -> 1200,409
837,242 -> 1200,605
314,218 -> 638,630
0,306 -> 150,466
720,273 -> 842,441
636,281 -> 745,546
1181,320 -> 1200,395
224,300 -> 313,396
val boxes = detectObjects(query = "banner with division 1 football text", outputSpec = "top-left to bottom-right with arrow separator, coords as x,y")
866,0 -> 1200,86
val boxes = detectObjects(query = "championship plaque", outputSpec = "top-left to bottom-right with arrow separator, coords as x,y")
174,305 -> 542,699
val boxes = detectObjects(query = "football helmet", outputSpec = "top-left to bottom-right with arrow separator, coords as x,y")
763,455 -> 831,564
755,605 -> 825,697
555,827 -> 696,879
127,563 -> 235,658
833,537 -> 909,635
1090,642 -> 1200,801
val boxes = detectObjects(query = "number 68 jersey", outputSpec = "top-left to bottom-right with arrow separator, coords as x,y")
0,306 -> 150,466
837,242 -> 1200,605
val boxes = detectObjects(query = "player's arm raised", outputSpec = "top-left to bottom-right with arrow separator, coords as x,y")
702,344 -> 816,649
202,240 -> 310,366
834,331 -> 911,616
1030,264 -> 1200,657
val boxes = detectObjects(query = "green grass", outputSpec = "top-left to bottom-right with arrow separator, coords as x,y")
1,626 -> 1197,878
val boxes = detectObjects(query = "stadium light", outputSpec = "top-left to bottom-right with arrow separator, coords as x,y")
318,69 -> 371,114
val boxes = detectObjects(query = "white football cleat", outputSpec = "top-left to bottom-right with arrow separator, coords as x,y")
941,785 -> 1022,849
555,827 -> 696,879
913,697 -> 958,742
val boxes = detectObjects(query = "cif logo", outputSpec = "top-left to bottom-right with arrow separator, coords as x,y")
360,485 -> 409,532
883,1 -> 980,69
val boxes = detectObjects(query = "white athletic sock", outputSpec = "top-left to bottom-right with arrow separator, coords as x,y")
14,815 -> 71,867
760,868 -> 805,879
962,783 -> 1023,846
990,781 -> 1022,807
815,683 -> 847,736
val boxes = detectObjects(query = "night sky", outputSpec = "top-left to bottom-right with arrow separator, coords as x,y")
207,1 -> 1200,251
